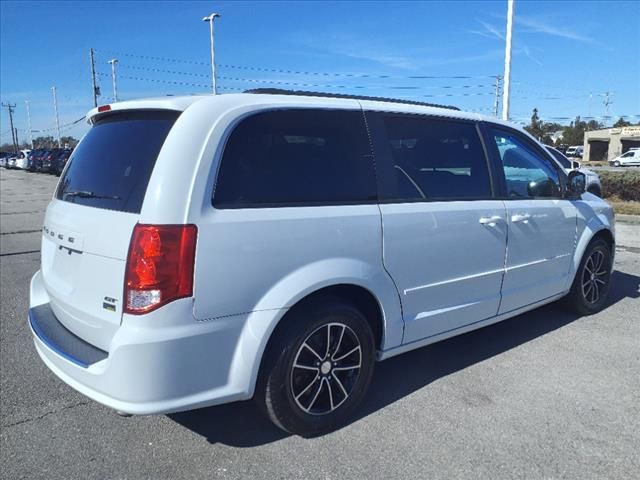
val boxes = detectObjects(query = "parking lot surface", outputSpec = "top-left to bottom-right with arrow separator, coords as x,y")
1,168 -> 639,480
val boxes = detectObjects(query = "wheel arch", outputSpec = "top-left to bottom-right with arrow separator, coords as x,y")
567,217 -> 615,290
227,259 -> 404,399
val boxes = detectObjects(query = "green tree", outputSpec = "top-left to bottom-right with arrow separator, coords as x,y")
60,136 -> 79,148
561,117 -> 603,146
32,136 -> 57,149
613,117 -> 631,128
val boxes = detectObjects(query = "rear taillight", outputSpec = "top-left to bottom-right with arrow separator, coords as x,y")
124,224 -> 197,314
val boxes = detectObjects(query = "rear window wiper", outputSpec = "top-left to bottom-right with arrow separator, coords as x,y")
63,190 -> 121,200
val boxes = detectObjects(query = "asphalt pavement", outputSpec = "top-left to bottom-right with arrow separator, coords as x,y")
1,168 -> 639,480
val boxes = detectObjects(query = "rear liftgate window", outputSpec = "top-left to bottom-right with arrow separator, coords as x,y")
213,109 -> 377,207
56,110 -> 180,214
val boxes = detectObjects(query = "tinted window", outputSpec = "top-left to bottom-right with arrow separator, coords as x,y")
381,115 -> 491,200
489,128 -> 561,198
56,111 -> 179,213
214,109 -> 376,207
547,148 -> 571,168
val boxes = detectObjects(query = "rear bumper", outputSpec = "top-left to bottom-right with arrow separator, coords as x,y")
29,270 -> 254,415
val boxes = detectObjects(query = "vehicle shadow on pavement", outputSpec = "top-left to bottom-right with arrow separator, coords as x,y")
169,269 -> 639,447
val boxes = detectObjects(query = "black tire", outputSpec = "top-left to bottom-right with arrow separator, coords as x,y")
256,297 -> 375,437
564,237 -> 612,315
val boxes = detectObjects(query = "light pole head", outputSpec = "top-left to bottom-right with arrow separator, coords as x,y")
108,58 -> 118,65
203,13 -> 221,22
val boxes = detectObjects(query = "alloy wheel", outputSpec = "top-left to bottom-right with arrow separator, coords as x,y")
290,322 -> 362,416
581,250 -> 608,304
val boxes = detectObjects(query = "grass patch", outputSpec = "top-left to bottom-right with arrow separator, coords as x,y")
599,170 -> 640,202
605,197 -> 640,216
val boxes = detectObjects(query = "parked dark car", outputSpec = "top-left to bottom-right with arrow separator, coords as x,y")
30,150 -> 51,172
50,149 -> 72,176
27,150 -> 44,171
41,149 -> 60,173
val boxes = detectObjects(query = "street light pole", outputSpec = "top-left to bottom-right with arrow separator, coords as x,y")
25,100 -> 34,149
51,86 -> 61,148
108,58 -> 119,102
502,0 -> 515,121
202,13 -> 221,94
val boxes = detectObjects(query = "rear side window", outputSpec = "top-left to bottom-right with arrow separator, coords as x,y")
56,110 -> 179,214
381,114 -> 492,200
213,109 -> 376,207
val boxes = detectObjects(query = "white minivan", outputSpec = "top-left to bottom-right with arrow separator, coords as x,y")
29,91 -> 615,436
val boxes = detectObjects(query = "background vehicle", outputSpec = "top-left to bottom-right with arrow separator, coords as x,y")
0,151 -> 12,168
41,149 -> 63,173
30,149 -> 50,172
546,146 -> 602,196
610,149 -> 640,167
14,149 -> 31,169
5,155 -> 17,169
50,149 -> 72,175
565,145 -> 584,158
28,92 -> 615,437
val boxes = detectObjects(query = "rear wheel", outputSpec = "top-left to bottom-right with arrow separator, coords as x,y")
565,238 -> 612,315
256,298 -> 375,436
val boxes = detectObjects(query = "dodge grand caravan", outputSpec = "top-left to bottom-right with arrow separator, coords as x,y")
29,90 -> 615,436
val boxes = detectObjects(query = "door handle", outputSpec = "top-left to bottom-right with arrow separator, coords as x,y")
511,213 -> 531,223
479,215 -> 504,226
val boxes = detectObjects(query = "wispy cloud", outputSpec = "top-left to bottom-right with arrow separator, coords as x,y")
516,15 -> 595,44
469,19 -> 542,66
328,45 -> 418,70
292,31 -> 504,71
469,19 -> 505,41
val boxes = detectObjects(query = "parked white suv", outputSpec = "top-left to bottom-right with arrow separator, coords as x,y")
29,91 -> 615,436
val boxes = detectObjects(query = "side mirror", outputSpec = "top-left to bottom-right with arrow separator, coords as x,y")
571,160 -> 581,170
566,170 -> 586,198
527,177 -> 560,198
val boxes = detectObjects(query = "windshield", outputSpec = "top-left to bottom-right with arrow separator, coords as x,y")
55,110 -> 179,214
547,148 -> 571,168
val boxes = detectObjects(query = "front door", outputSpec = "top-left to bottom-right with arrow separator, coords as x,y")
484,126 -> 577,314
366,111 -> 507,344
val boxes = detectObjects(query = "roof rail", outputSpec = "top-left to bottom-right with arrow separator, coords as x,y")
244,88 -> 460,111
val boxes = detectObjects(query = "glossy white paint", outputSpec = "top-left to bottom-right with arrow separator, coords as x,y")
498,199 -> 577,313
29,93 -> 615,415
40,200 -> 138,350
380,201 -> 507,343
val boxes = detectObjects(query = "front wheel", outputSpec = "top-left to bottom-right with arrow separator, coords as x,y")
565,238 -> 612,315
256,298 -> 375,436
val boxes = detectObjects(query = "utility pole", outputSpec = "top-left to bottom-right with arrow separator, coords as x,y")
493,75 -> 502,118
2,102 -> 18,153
89,48 -> 99,107
25,100 -> 34,149
108,58 -> 119,102
602,91 -> 613,122
14,128 -> 19,149
203,13 -> 221,94
501,0 -> 515,121
51,86 -> 61,148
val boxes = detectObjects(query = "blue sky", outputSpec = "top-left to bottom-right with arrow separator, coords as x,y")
1,0 -> 639,143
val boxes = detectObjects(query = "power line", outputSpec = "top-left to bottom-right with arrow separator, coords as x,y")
97,49 -> 497,80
